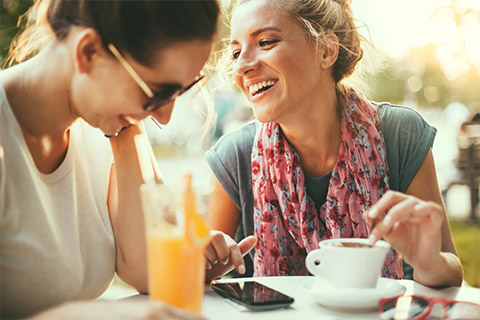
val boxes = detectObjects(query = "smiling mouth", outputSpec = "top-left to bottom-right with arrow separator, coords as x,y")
248,80 -> 277,97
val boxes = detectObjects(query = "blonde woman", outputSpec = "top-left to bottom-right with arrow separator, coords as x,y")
0,0 -> 218,318
204,0 -> 463,288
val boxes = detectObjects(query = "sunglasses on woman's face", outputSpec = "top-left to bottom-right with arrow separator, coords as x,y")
379,295 -> 480,320
108,44 -> 204,113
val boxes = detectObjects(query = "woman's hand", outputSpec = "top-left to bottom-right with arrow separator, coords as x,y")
366,190 -> 462,287
204,231 -> 257,282
31,301 -> 205,320
366,191 -> 443,270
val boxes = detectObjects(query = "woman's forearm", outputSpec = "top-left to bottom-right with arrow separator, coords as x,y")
413,251 -> 463,288
108,125 -> 149,293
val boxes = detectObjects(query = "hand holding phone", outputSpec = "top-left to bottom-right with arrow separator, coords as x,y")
211,281 -> 294,310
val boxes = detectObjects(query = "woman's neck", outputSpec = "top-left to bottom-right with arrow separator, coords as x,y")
1,42 -> 77,173
1,42 -> 76,138
280,87 -> 342,177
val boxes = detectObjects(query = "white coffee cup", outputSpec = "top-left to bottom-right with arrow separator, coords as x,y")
305,238 -> 390,288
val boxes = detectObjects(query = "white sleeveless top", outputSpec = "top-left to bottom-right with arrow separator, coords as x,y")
0,85 -> 116,319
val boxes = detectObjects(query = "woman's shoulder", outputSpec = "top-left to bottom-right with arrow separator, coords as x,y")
208,120 -> 256,156
375,102 -> 431,129
374,102 -> 436,140
373,102 -> 437,192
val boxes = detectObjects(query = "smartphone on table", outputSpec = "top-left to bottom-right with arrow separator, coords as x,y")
211,280 -> 294,310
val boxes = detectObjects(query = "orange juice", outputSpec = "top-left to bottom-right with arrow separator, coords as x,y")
142,174 -> 210,315
146,230 -> 205,314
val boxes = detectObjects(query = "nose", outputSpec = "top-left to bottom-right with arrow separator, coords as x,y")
234,49 -> 260,76
150,101 -> 175,125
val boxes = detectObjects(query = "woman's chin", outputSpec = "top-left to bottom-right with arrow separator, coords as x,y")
102,126 -> 122,138
252,110 -> 277,124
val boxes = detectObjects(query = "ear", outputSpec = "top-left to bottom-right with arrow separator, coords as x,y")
73,28 -> 105,74
319,33 -> 339,70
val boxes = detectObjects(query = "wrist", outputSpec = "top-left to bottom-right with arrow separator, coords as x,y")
413,252 -> 463,287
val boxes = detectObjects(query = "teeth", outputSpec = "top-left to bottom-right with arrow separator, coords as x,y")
248,80 -> 276,96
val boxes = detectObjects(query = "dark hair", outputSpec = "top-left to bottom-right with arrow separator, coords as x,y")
8,0 -> 220,66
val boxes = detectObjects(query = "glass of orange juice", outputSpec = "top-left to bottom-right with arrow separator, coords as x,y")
141,174 -> 210,315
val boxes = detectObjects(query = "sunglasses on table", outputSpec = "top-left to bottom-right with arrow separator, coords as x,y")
108,43 -> 205,113
379,295 -> 480,320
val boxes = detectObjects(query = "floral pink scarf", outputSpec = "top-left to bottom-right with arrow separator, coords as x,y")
251,91 -> 403,278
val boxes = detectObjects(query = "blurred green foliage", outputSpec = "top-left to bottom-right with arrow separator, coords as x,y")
0,0 -> 33,65
370,0 -> 480,110
450,220 -> 480,287
369,45 -> 480,110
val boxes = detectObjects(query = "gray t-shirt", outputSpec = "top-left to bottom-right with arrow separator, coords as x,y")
206,103 -> 436,277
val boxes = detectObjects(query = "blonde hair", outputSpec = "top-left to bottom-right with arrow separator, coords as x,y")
223,0 -> 382,98
4,0 -> 53,67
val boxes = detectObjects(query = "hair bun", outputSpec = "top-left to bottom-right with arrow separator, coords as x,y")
333,0 -> 352,8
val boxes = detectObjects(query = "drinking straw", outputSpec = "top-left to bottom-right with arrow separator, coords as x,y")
134,134 -> 155,184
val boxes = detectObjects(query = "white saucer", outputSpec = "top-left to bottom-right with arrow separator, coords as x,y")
300,277 -> 406,311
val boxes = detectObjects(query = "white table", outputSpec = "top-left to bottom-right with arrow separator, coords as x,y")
124,276 -> 480,319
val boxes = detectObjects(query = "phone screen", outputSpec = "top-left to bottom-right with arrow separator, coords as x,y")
211,281 -> 294,310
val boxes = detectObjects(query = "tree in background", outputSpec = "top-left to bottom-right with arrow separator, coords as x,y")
369,0 -> 480,110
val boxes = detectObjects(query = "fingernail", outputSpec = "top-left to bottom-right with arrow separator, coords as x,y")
415,202 -> 426,210
206,262 -> 212,270
212,259 -> 218,265
221,257 -> 229,265
368,208 -> 377,218
383,215 -> 391,226
238,265 -> 245,274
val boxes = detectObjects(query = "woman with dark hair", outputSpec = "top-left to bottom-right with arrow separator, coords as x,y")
0,0 -> 219,318
204,0 -> 463,288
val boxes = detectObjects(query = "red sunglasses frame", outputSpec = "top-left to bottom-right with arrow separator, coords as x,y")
379,294 -> 480,320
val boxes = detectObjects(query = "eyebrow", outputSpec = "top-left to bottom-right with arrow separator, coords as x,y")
230,27 -> 283,45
